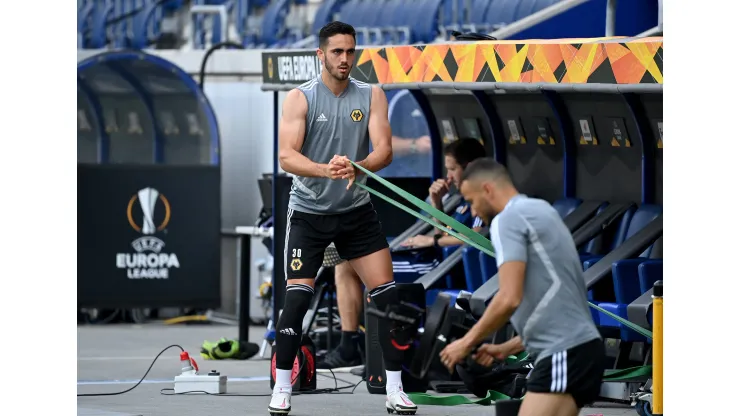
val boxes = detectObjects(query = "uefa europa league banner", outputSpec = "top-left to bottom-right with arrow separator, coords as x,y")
77,165 -> 221,308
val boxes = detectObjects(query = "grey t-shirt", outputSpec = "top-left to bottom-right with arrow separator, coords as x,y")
288,77 -> 373,215
490,195 -> 601,362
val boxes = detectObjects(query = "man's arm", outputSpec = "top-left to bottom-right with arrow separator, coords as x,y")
356,85 -> 393,172
478,336 -> 525,358
500,335 -> 525,355
277,89 -> 331,178
438,213 -> 482,245
436,225 -> 484,247
462,214 -> 528,347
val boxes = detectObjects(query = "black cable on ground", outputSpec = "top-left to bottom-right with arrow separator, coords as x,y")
77,344 -> 185,397
77,344 -> 365,398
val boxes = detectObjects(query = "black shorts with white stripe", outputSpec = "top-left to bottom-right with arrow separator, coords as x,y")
526,338 -> 606,408
283,203 -> 389,280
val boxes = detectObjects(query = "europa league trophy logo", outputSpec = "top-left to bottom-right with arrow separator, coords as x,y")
138,187 -> 159,235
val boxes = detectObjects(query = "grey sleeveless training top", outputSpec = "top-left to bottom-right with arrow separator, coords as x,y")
288,76 -> 373,215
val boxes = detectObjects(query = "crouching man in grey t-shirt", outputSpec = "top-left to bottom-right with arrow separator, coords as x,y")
439,158 -> 605,416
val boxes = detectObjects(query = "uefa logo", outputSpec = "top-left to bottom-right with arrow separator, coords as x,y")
117,187 -> 179,280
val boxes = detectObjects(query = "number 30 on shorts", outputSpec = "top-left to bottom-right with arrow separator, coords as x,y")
290,248 -> 303,272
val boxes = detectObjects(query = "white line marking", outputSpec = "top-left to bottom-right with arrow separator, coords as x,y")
78,356 -> 171,361
77,376 -> 270,386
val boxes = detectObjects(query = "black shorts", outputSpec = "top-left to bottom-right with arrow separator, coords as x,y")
284,203 -> 389,280
526,338 -> 606,408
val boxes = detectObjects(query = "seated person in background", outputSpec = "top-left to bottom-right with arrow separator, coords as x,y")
375,89 -> 432,178
392,138 -> 487,281
315,258 -> 367,373
316,138 -> 487,372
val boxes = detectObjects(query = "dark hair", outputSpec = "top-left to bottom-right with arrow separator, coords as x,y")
443,138 -> 487,167
319,21 -> 356,49
460,157 -> 512,184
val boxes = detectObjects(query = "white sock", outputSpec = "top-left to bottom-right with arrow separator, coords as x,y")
274,369 -> 293,392
385,370 -> 402,389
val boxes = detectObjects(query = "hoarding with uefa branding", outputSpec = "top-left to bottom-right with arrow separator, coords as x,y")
77,164 -> 221,308
262,50 -> 324,85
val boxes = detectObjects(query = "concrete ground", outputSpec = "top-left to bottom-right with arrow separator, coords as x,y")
77,323 -> 638,416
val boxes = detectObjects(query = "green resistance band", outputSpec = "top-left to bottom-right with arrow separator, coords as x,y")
354,181 -> 495,257
589,302 -> 653,339
407,389 -> 512,406
350,162 -> 652,339
350,161 -> 495,256
404,365 -> 653,406
603,365 -> 652,381
405,348 -> 649,407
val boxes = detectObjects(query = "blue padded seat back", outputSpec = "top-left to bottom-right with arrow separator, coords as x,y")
552,197 -> 582,219
624,204 -> 662,257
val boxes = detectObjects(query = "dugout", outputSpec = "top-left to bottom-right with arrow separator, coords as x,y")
77,50 -> 222,311
260,38 -> 663,331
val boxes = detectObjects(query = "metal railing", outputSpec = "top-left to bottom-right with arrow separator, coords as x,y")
190,3 -> 232,47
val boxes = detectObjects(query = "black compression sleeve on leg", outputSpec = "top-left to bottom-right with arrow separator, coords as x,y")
275,284 -> 314,370
368,281 -> 404,372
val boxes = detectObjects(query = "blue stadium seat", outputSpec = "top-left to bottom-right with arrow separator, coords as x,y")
629,205 -> 663,256
479,251 -> 497,282
459,0 -> 494,34
451,0 -> 462,25
442,246 -> 458,258
439,0 -> 459,33
131,0 -> 167,49
585,205 -> 661,341
311,0 -> 346,39
414,0 -> 445,43
462,247 -> 484,291
234,0 -> 250,40
485,0 -> 520,31
87,1 -> 116,49
442,245 -> 459,288
598,258 -> 651,342
640,260 -> 662,329
381,0 -> 412,44
515,0 -> 561,24
552,197 -> 582,219
111,0 -> 127,48
78,1 -> 96,48
638,260 -> 662,294
587,290 -> 599,325
341,0 -> 364,29
426,245 -> 467,307
338,0 -> 360,32
580,205 -> 635,263
514,0 -> 539,21
582,204 -> 661,268
259,0 -> 291,47
231,0 -> 267,43
353,0 -> 385,45
602,237 -> 662,320
360,0 -> 391,44
408,0 -> 426,43
163,0 -> 185,11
